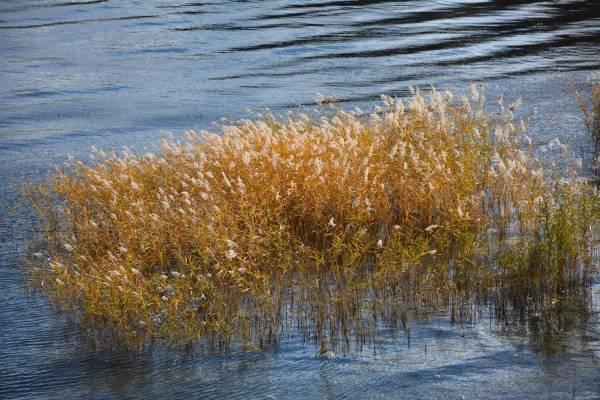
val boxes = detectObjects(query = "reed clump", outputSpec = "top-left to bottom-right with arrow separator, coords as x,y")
24,86 -> 599,351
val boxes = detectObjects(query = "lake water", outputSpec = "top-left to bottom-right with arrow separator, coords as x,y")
1,1 -> 600,399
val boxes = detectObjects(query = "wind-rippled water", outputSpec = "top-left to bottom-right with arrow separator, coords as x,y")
1,1 -> 599,399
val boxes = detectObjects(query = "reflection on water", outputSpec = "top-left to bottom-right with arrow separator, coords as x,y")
1,0 -> 599,399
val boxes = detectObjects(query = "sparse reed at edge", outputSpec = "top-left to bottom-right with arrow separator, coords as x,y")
571,73 -> 600,182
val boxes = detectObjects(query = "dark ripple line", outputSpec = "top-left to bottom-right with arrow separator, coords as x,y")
279,0 -> 400,10
155,2 -> 215,9
246,7 -> 353,21
209,64 -> 355,80
169,10 -> 212,16
347,0 -> 542,28
0,15 -> 159,30
421,32 -> 600,69
0,0 -> 108,14
172,21 -> 326,32
225,31 -> 363,53
220,24 -> 439,53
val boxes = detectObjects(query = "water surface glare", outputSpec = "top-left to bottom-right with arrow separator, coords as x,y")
1,0 -> 600,399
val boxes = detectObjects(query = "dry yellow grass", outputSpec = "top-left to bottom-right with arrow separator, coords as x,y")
24,86 -> 599,351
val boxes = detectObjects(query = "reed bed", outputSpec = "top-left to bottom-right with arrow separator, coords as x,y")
24,86 -> 600,352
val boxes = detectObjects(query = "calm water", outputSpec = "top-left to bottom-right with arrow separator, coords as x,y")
1,1 -> 600,399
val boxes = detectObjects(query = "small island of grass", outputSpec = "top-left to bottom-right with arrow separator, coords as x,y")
24,85 -> 600,353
